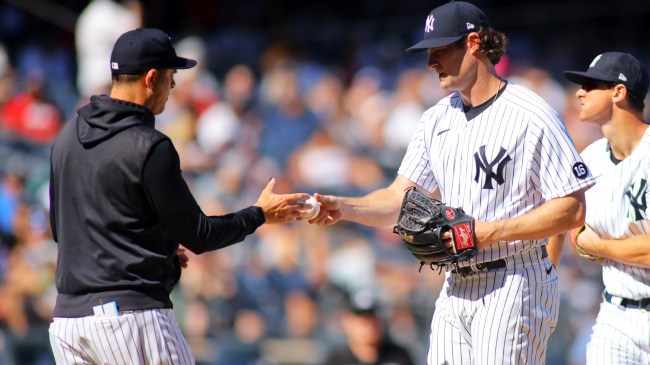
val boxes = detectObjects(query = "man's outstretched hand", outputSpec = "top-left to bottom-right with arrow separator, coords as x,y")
306,193 -> 343,225
255,178 -> 311,224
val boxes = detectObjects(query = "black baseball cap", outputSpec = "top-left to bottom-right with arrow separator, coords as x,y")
406,1 -> 491,53
347,290 -> 378,316
564,52 -> 649,99
110,28 -> 197,74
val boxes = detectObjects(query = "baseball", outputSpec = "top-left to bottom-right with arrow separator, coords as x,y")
301,196 -> 320,220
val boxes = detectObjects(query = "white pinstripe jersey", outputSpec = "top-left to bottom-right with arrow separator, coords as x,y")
581,128 -> 650,300
398,82 -> 596,265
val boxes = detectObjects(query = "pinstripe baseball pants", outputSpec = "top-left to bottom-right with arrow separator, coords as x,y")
586,298 -> 650,364
49,308 -> 195,365
428,252 -> 559,365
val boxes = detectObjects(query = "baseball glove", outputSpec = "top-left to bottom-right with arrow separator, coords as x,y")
393,187 -> 478,271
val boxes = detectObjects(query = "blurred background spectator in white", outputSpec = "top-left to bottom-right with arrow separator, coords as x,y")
75,0 -> 142,98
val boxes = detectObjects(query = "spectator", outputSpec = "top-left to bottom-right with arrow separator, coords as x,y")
258,63 -> 321,169
1,68 -> 62,146
75,0 -> 142,98
324,290 -> 415,365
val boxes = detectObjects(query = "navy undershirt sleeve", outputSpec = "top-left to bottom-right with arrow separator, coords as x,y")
142,139 -> 265,254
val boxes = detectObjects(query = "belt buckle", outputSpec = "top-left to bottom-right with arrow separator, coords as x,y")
454,260 -> 477,277
468,260 -> 481,273
609,294 -> 624,307
463,258 -> 484,276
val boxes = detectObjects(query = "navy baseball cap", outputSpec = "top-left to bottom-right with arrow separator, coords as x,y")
110,28 -> 197,74
564,52 -> 649,99
406,1 -> 491,53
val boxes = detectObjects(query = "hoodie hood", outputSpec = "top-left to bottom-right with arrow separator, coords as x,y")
77,95 -> 155,147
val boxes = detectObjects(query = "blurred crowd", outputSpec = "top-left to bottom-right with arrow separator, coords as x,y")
0,0 -> 648,364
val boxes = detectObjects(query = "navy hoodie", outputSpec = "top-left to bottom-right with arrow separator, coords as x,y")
50,95 -> 265,317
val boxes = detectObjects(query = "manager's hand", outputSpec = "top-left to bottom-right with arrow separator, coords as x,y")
255,178 -> 310,224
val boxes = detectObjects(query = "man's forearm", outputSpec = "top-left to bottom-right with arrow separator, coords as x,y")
340,175 -> 417,227
476,189 -> 587,248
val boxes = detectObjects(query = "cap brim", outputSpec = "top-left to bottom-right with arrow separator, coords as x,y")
352,309 -> 377,316
405,36 -> 464,53
563,70 -> 615,85
171,57 -> 197,70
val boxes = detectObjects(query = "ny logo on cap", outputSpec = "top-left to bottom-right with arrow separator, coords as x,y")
589,54 -> 602,68
425,15 -> 435,33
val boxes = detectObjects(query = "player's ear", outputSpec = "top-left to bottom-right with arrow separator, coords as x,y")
144,69 -> 158,89
611,84 -> 627,104
466,32 -> 480,53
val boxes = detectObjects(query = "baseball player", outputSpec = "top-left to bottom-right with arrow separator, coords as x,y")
310,1 -> 596,363
561,52 -> 650,364
48,28 -> 310,365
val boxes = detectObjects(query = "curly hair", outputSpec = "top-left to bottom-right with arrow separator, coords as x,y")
477,28 -> 508,65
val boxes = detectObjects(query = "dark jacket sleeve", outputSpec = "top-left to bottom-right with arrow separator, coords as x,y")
142,139 -> 265,254
49,160 -> 58,242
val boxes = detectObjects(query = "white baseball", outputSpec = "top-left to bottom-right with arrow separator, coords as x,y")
301,196 -> 320,220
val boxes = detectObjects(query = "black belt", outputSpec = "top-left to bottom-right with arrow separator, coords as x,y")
452,246 -> 548,276
604,291 -> 650,311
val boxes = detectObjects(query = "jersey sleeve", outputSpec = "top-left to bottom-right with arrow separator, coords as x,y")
397,111 -> 439,192
142,140 -> 265,254
527,116 -> 596,199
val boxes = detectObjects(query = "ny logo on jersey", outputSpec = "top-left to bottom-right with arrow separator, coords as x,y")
474,145 -> 512,189
625,178 -> 647,221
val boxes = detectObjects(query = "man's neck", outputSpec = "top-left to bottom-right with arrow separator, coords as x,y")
603,110 -> 648,160
460,72 -> 503,107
